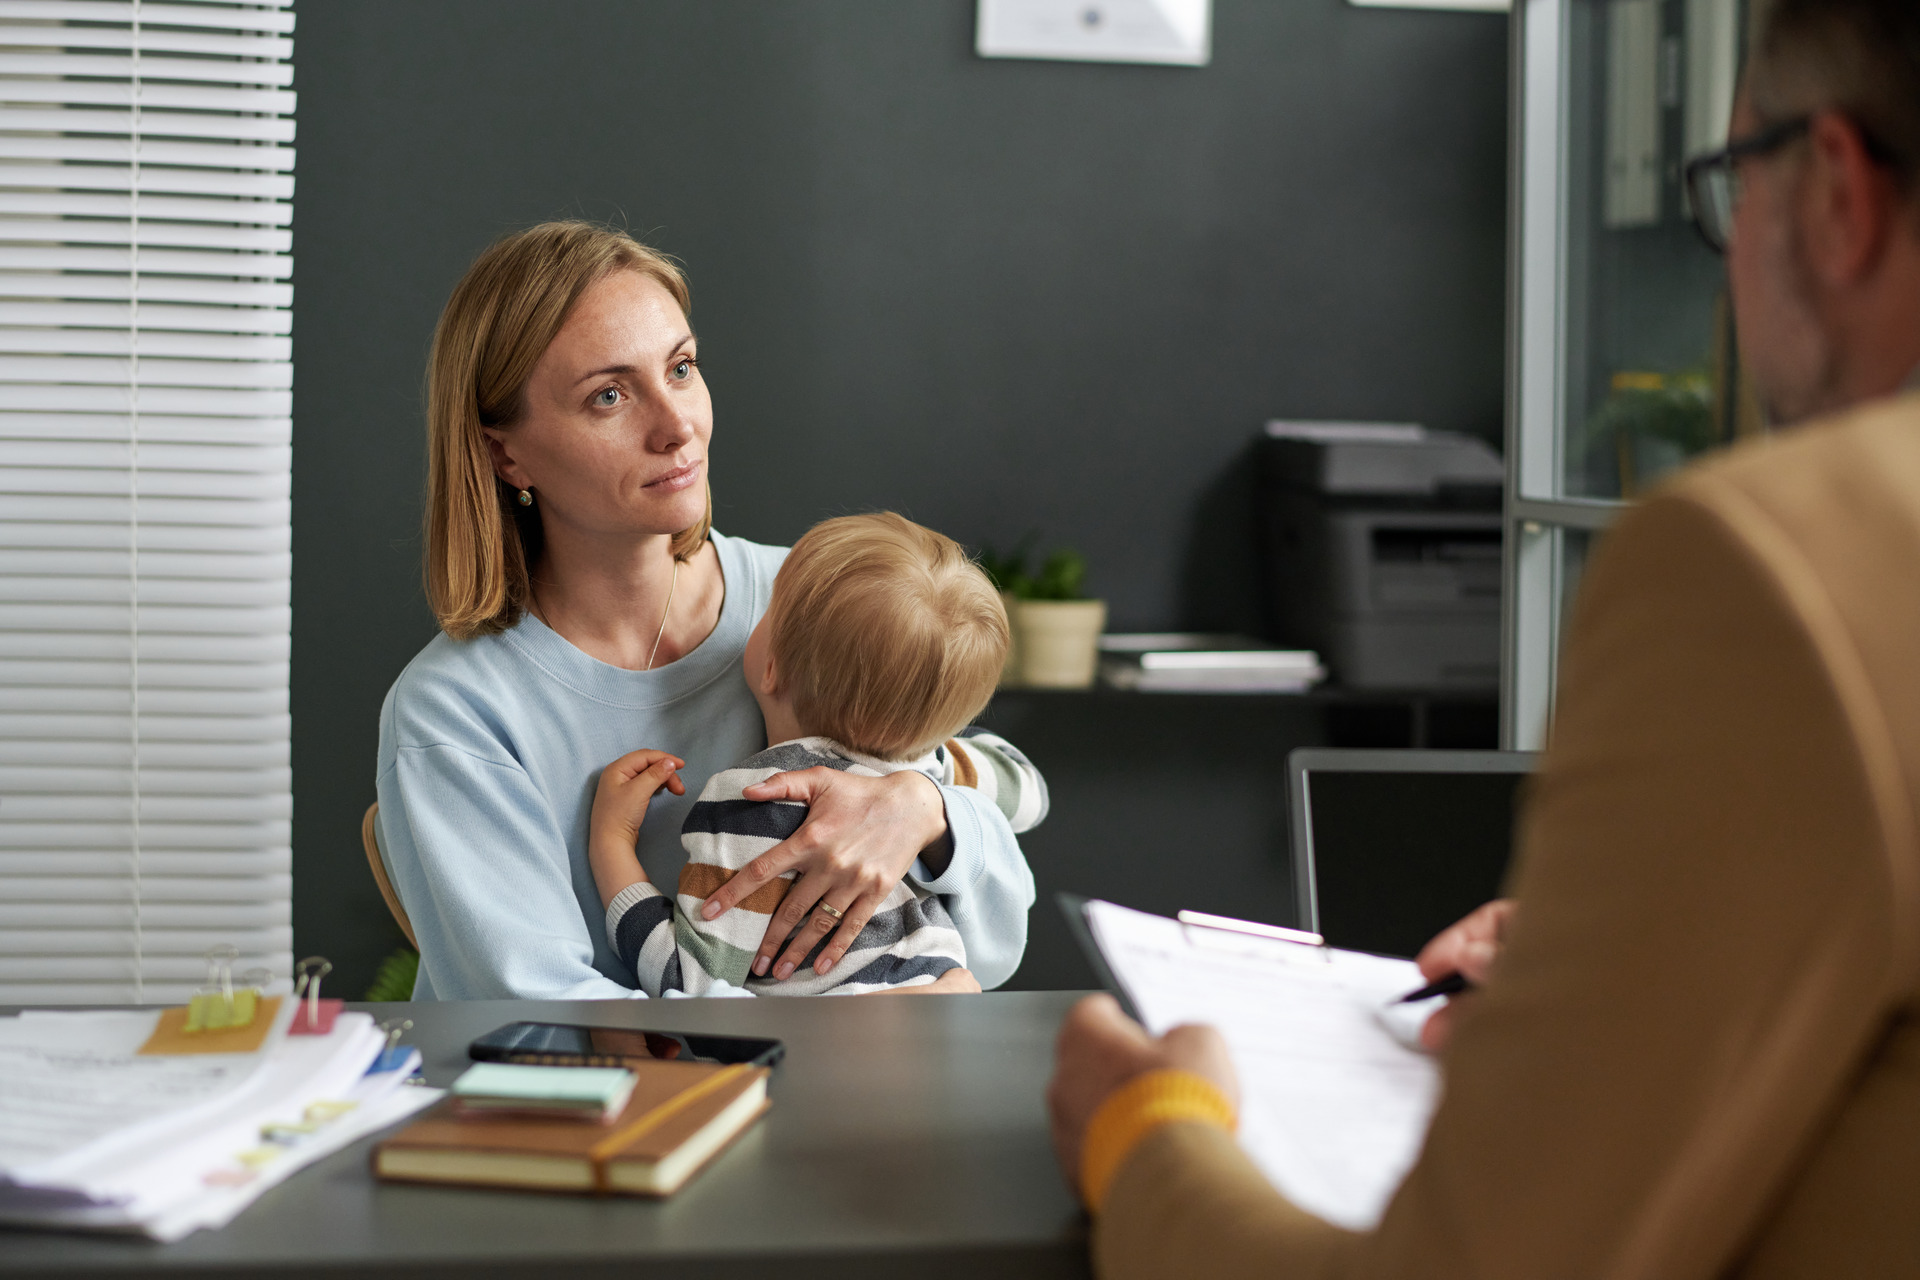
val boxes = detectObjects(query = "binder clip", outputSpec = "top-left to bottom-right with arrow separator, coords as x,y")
185,945 -> 258,1032
371,1017 -> 419,1077
288,956 -> 342,1035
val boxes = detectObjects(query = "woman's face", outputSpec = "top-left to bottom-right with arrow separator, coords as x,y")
485,269 -> 711,543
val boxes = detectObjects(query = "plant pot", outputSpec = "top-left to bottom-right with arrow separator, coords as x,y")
1015,599 -> 1108,689
998,591 -> 1024,688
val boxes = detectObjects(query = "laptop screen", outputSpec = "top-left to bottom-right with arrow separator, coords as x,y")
1293,752 -> 1533,959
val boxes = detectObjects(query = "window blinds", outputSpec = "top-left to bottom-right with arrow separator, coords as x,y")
0,0 -> 295,1003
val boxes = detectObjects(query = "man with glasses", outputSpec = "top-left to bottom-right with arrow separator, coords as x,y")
1685,5 -> 1920,423
1048,1 -> 1920,1276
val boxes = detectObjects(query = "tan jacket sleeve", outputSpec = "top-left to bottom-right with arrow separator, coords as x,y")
1096,481 -> 1912,1280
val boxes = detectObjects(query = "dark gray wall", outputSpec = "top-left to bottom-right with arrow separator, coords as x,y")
291,0 -> 1510,993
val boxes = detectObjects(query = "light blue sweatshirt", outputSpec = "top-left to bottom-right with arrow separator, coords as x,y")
374,530 -> 1042,1000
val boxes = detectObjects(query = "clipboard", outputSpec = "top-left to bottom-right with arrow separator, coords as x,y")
1058,893 -> 1328,1022
1050,894 -> 1441,1231
1056,892 -> 1140,1019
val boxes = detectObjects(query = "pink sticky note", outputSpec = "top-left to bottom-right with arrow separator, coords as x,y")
288,997 -> 343,1035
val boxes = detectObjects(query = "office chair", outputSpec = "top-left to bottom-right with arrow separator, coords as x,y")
360,802 -> 417,948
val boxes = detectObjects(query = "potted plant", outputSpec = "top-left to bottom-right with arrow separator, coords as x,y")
1577,369 -> 1718,497
979,541 -> 1106,689
976,541 -> 1031,688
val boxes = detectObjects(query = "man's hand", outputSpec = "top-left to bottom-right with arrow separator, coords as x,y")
699,767 -> 947,982
1046,994 -> 1238,1196
1414,898 -> 1515,1052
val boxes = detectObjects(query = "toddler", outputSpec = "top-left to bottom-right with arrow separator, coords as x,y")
588,512 -> 1045,995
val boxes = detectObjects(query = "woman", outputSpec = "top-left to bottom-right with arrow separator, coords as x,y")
375,222 -> 1044,999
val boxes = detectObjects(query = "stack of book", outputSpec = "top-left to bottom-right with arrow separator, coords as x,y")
1099,634 -> 1326,693
377,1059 -> 770,1197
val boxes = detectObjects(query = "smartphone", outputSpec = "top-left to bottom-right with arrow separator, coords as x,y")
468,1021 -> 785,1070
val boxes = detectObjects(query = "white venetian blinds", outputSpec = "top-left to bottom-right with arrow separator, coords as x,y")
0,0 -> 295,1003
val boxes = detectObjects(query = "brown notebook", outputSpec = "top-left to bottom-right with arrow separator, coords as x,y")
375,1060 -> 769,1197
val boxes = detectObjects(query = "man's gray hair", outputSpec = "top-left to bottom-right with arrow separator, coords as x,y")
1750,0 -> 1920,192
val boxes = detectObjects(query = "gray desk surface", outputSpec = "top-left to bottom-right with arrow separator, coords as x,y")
0,992 -> 1092,1280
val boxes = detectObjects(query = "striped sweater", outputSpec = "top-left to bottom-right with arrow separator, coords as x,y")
605,729 -> 1048,996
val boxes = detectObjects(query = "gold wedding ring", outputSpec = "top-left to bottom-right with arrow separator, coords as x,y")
816,901 -> 846,922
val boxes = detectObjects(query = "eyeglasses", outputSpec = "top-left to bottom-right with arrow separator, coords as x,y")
1683,115 -> 1812,254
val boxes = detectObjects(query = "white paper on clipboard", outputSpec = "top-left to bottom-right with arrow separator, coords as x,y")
1083,899 -> 1442,1231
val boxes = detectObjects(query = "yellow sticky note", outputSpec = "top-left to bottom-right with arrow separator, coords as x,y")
139,996 -> 282,1056
184,988 -> 258,1032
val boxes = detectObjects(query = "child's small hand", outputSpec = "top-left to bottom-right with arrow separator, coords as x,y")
592,749 -> 687,842
588,749 -> 686,908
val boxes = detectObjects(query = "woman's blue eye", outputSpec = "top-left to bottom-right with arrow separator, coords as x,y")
672,359 -> 693,380
593,387 -> 619,407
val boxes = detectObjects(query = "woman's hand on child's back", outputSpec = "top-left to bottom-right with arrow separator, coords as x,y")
587,749 -> 686,908
700,767 -> 947,983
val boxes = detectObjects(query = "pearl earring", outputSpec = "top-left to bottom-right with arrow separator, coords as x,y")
517,489 -> 533,507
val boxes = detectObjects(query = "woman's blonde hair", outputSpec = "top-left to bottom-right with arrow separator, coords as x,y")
770,513 -> 1009,761
425,221 -> 712,639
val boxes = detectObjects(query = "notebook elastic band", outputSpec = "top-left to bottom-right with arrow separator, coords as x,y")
585,1063 -> 752,1192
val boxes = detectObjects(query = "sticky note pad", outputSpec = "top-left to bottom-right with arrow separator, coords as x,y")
184,988 -> 258,1032
288,997 -> 343,1035
451,1063 -> 636,1119
140,996 -> 282,1056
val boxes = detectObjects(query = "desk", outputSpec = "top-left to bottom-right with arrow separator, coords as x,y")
0,992 -> 1090,1280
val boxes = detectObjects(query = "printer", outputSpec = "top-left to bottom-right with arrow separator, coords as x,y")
1257,421 -> 1503,691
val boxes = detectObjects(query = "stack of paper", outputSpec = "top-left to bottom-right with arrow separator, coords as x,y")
1099,634 -> 1326,693
0,1004 -> 440,1241
1263,420 -> 1427,444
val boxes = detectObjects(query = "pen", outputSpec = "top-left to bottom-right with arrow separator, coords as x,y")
1395,971 -> 1471,1004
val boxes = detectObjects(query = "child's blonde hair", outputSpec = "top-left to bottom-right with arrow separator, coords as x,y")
769,513 -> 1008,761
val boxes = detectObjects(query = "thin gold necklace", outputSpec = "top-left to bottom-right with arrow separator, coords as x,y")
645,557 -> 681,672
530,555 -> 681,672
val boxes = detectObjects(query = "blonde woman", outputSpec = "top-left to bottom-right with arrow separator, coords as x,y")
374,222 -> 1046,999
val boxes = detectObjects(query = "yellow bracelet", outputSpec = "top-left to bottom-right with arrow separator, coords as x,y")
1079,1069 -> 1237,1212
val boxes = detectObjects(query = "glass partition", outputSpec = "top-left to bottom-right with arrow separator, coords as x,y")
1560,0 -> 1754,500
1504,0 -> 1750,748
